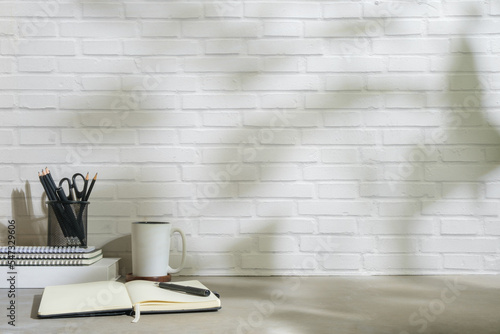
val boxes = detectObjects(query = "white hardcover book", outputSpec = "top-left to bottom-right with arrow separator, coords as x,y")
1,258 -> 120,289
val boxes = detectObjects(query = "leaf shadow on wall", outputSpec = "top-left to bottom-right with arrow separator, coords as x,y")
377,36 -> 500,272
61,2 -> 500,277
192,18 -> 500,275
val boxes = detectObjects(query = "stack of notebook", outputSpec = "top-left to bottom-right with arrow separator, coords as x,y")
0,246 -> 120,288
0,246 -> 103,266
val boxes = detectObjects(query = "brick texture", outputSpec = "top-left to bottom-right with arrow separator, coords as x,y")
1,0 -> 499,275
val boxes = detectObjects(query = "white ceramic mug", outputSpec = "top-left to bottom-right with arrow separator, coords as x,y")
131,222 -> 186,277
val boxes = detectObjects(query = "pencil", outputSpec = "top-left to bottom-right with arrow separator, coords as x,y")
84,173 -> 97,201
41,170 -> 56,201
81,172 -> 89,201
45,167 -> 57,189
38,172 -> 53,200
40,170 -> 70,238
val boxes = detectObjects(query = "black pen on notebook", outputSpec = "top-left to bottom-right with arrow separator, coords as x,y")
156,282 -> 210,297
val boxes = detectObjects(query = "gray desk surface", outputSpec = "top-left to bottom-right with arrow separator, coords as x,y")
0,275 -> 499,334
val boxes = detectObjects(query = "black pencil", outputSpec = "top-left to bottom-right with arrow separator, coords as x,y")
84,173 -> 97,201
40,170 -> 70,238
45,168 -> 58,193
38,172 -> 51,199
41,170 -> 57,201
81,172 -> 89,201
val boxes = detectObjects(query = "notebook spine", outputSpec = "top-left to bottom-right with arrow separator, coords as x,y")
0,253 -> 88,259
0,246 -> 94,254
0,259 -> 89,266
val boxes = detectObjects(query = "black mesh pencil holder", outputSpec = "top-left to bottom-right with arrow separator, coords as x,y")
47,200 -> 89,247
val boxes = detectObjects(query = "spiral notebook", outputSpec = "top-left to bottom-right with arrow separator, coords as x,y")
0,248 -> 101,260
0,254 -> 103,266
0,246 -> 96,254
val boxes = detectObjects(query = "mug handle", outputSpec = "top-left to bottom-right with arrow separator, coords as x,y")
168,227 -> 186,274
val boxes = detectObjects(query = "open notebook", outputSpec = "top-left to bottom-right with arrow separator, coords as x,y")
38,280 -> 221,322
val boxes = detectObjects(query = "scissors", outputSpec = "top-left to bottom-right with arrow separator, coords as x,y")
58,173 -> 88,201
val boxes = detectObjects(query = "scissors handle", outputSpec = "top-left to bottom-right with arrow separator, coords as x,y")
58,178 -> 74,201
72,173 -> 88,201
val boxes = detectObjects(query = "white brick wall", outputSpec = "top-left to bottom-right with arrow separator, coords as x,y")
1,0 -> 500,275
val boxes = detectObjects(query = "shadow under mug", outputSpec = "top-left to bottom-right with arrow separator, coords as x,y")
131,222 -> 186,277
